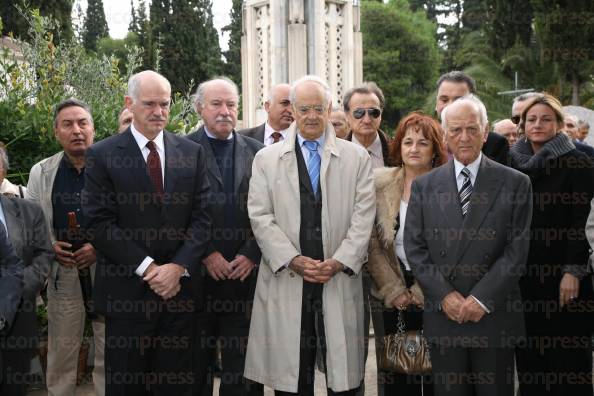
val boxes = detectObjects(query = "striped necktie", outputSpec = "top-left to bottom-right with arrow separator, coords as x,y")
303,140 -> 320,197
459,167 -> 472,217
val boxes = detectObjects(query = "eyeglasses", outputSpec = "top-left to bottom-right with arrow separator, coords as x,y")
511,115 -> 521,125
296,105 -> 326,115
352,108 -> 381,120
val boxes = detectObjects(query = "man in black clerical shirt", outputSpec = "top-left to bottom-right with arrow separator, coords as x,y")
187,77 -> 264,396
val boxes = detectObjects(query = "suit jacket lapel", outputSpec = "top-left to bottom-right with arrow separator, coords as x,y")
456,156 -> 503,260
294,137 -> 315,196
435,161 -> 464,230
117,130 -> 155,195
163,131 -> 181,194
1,196 -> 24,256
233,132 -> 248,193
195,127 -> 223,188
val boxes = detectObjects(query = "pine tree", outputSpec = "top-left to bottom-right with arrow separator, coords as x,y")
129,0 -> 138,34
223,0 -> 243,91
150,0 -> 223,93
82,0 -> 109,52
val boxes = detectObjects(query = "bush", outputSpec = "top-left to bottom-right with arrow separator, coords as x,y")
0,8 -> 198,185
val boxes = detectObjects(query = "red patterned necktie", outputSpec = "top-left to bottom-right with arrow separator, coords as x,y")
271,131 -> 282,143
146,141 -> 164,198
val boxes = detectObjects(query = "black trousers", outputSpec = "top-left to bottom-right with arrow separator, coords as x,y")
516,334 -> 593,396
104,296 -> 196,396
0,348 -> 32,396
194,305 -> 263,396
274,281 -> 361,396
430,345 -> 514,396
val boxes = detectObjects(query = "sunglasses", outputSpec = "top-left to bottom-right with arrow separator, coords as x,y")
511,115 -> 521,125
352,108 -> 381,120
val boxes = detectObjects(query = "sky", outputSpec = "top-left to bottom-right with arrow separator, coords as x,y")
75,0 -> 233,50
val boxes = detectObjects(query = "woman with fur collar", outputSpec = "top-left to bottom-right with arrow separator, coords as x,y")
368,112 -> 447,395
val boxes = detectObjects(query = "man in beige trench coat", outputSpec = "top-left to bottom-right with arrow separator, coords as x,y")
244,75 -> 376,395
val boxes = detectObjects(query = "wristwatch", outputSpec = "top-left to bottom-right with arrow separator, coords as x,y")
181,269 -> 190,278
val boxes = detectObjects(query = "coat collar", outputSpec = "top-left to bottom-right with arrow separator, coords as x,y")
280,122 -> 340,159
373,167 -> 404,250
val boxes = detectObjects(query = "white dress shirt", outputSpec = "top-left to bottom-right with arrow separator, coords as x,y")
352,132 -> 384,169
452,152 -> 490,313
394,200 -> 410,270
264,123 -> 287,146
130,124 -> 166,277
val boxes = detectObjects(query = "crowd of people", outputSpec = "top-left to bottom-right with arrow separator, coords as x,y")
0,68 -> 593,396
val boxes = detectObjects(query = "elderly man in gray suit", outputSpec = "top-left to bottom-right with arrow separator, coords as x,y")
404,95 -> 532,396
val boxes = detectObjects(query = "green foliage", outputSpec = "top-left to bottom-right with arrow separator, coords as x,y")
1,0 -> 73,42
82,0 -> 109,52
97,33 -> 140,74
0,8 -> 198,185
223,0 -> 243,92
361,0 -> 441,131
150,0 -> 223,93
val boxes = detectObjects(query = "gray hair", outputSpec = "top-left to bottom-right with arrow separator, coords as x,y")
578,119 -> 590,130
53,98 -> 93,128
289,75 -> 332,107
0,144 -> 8,172
267,83 -> 290,103
193,76 -> 240,109
127,70 -> 171,102
492,118 -> 514,132
513,92 -> 541,105
342,81 -> 385,112
441,94 -> 488,130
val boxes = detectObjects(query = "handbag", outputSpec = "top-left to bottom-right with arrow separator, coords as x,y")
378,310 -> 431,374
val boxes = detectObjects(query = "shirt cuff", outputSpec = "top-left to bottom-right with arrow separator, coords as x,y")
135,256 -> 154,277
471,295 -> 490,314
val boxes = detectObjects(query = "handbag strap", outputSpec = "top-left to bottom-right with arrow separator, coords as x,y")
397,310 -> 406,335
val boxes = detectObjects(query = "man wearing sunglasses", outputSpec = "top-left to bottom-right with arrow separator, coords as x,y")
436,71 -> 510,166
342,81 -> 392,396
343,82 -> 392,169
511,92 -> 541,138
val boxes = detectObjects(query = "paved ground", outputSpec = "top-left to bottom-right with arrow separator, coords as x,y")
28,340 -> 379,396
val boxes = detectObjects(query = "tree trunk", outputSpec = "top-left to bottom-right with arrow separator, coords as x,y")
572,75 -> 580,106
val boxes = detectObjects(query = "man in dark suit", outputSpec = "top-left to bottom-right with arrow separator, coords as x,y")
238,83 -> 293,145
83,70 -> 211,396
0,214 -> 24,389
436,71 -> 510,165
187,77 -> 263,396
0,189 -> 52,395
404,95 -> 532,396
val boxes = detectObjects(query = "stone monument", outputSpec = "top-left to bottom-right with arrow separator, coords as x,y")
241,0 -> 363,127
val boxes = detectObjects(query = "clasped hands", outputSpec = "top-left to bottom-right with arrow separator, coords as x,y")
54,241 -> 96,269
289,256 -> 343,283
202,252 -> 255,281
391,290 -> 423,311
442,291 -> 486,324
143,262 -> 185,300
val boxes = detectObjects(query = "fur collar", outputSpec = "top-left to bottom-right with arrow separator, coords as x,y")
373,167 -> 404,250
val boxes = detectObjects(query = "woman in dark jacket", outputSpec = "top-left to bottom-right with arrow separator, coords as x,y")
510,93 -> 594,396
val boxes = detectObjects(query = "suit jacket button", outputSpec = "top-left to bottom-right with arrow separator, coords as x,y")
484,253 -> 491,260
449,275 -> 455,281
440,250 -> 446,257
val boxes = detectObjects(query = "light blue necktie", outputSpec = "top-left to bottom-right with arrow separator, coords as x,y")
303,140 -> 320,197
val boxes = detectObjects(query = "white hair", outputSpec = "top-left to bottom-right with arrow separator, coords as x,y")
193,77 -> 239,109
289,75 -> 332,107
441,94 -> 488,130
127,70 -> 171,102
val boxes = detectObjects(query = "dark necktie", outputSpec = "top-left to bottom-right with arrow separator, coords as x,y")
146,141 -> 164,198
303,141 -> 321,197
459,167 -> 472,217
271,131 -> 282,143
